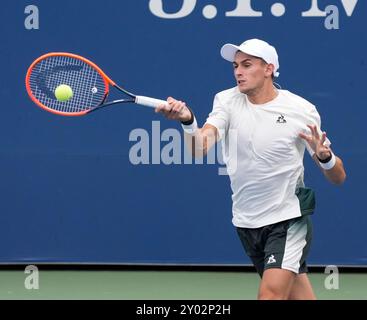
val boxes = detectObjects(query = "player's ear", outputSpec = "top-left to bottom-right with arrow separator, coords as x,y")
265,63 -> 275,78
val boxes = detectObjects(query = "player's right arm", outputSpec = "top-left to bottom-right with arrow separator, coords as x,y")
155,97 -> 219,157
183,123 -> 218,158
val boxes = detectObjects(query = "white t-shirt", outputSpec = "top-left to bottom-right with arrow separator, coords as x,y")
205,87 -> 330,228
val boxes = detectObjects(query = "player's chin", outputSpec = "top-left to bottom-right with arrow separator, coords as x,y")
237,85 -> 251,94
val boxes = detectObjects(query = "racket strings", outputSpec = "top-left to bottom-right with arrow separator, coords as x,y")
28,55 -> 107,113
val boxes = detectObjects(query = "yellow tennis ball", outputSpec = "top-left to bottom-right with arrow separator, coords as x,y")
55,84 -> 73,102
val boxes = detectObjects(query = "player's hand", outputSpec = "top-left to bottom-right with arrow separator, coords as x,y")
299,124 -> 331,160
155,97 -> 192,122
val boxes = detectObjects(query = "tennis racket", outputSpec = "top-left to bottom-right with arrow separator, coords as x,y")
25,52 -> 168,116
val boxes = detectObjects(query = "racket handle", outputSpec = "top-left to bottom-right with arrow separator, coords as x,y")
135,96 -> 168,108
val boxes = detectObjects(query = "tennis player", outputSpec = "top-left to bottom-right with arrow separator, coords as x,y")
156,39 -> 346,300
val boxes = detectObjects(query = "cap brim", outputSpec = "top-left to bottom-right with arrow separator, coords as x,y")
220,44 -> 242,62
220,43 -> 263,62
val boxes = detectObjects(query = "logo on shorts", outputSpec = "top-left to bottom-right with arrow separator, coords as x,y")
267,254 -> 276,264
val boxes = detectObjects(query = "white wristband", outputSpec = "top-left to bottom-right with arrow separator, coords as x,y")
181,117 -> 198,135
319,153 -> 336,170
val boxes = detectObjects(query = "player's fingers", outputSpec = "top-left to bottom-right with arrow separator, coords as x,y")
156,106 -> 168,115
320,132 -> 327,145
298,133 -> 312,143
155,102 -> 167,113
161,101 -> 173,113
160,97 -> 186,120
311,125 -> 320,139
167,97 -> 179,109
157,104 -> 175,117
306,124 -> 314,135
172,101 -> 185,113
306,124 -> 315,136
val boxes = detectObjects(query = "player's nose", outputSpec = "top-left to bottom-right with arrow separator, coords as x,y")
234,67 -> 243,77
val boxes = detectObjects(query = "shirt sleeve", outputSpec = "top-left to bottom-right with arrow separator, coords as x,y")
205,94 -> 229,140
302,106 -> 331,157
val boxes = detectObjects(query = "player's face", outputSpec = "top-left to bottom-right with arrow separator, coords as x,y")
233,52 -> 270,94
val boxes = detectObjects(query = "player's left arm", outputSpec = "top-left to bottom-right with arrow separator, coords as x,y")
311,153 -> 346,185
299,124 -> 346,185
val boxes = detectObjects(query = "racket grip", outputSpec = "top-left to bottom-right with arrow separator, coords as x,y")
135,96 -> 168,108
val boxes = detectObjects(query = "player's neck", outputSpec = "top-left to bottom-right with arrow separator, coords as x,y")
247,84 -> 278,105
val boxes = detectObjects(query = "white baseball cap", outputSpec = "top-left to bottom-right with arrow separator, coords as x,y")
220,39 -> 280,77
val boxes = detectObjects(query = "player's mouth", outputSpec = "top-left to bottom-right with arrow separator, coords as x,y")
238,80 -> 246,85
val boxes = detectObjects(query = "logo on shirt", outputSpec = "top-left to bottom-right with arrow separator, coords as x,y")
276,114 -> 287,123
267,255 -> 277,264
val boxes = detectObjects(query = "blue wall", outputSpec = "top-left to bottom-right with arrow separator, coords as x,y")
0,0 -> 365,265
